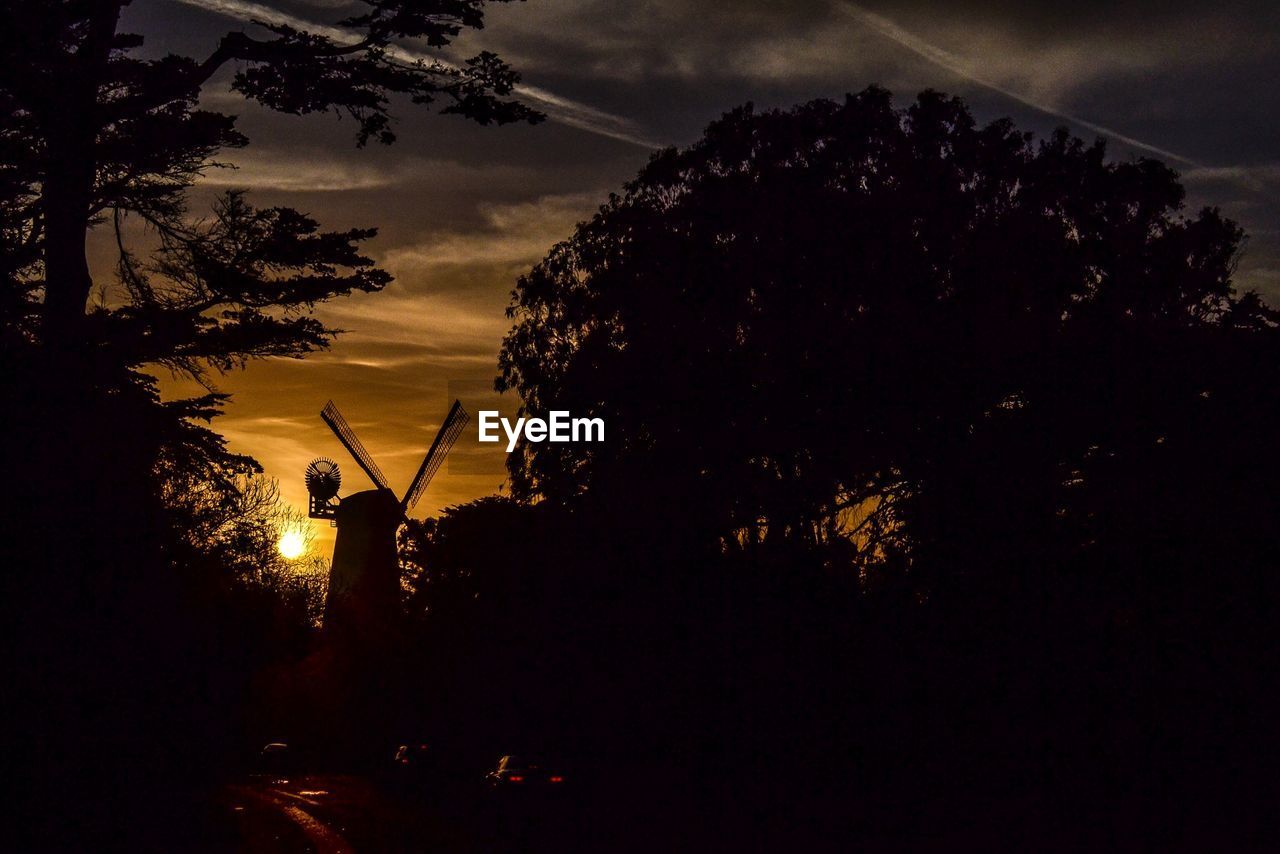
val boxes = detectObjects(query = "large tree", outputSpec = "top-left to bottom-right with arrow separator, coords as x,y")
494,94 -> 1280,840
499,87 -> 1279,575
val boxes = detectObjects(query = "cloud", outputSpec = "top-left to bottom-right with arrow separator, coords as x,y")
1182,164 -> 1280,194
319,288 -> 507,353
169,0 -> 663,148
194,148 -> 547,194
199,151 -> 399,191
264,193 -> 606,461
383,192 -> 601,273
474,0 -> 852,84
475,0 -> 1257,94
832,2 -> 1199,165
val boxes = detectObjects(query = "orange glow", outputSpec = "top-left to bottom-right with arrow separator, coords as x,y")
277,529 -> 307,560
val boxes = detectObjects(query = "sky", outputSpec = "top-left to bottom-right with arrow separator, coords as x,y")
113,0 -> 1280,552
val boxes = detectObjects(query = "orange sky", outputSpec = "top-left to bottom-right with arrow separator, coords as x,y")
90,135 -> 646,554
135,179 -> 602,552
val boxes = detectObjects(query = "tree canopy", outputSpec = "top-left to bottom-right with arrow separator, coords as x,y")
479,93 -> 1280,842
2,0 -> 540,361
499,87 -> 1279,576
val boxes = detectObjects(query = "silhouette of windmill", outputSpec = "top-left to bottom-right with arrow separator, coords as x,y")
306,399 -> 469,631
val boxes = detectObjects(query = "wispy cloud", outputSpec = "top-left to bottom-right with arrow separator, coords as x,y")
834,1 -> 1199,166
384,192 -> 600,273
287,193 -> 603,388
200,152 -> 398,191
169,0 -> 663,148
1182,163 -> 1280,193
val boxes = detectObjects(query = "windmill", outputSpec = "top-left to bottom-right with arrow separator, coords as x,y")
306,399 -> 469,631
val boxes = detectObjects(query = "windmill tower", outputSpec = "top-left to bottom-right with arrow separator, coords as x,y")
306,399 -> 469,633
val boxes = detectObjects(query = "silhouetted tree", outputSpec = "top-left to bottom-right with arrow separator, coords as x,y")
499,87 -> 1276,576
0,1 -> 540,845
162,453 -> 328,627
401,497 -> 533,618
492,88 -> 1280,846
2,0 -> 538,349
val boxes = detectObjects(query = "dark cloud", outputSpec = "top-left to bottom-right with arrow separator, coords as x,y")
861,0 -> 1280,39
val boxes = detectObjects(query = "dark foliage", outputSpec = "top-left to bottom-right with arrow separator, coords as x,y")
499,87 -> 1271,568
420,88 -> 1280,848
0,1 -> 538,846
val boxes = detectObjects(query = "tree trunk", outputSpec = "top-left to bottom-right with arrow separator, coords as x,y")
42,134 -> 96,345
40,1 -> 123,348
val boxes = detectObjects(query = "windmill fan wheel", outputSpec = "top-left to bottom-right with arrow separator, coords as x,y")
305,458 -> 342,500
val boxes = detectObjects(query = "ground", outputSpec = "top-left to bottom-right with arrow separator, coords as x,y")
222,772 -> 592,852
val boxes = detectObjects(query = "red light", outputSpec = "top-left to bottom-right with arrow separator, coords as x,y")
509,775 -> 524,783
549,776 -> 564,783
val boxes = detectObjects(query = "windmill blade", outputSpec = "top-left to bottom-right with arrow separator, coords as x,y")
320,400 -> 391,491
402,400 -> 469,513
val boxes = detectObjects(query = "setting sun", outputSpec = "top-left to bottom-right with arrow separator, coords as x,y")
277,529 -> 307,560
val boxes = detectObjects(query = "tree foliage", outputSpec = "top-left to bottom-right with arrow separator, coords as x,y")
0,3 -> 539,844
499,87 -> 1279,577
466,93 -> 1280,844
1,0 -> 540,357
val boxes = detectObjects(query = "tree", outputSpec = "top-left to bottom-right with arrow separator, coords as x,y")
0,2 -> 540,844
161,452 -> 328,627
400,496 -> 545,620
498,87 -> 1278,575
491,89 -> 1280,843
2,0 -> 539,357
0,0 -> 541,607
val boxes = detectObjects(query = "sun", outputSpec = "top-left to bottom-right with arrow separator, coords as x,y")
277,529 -> 307,560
